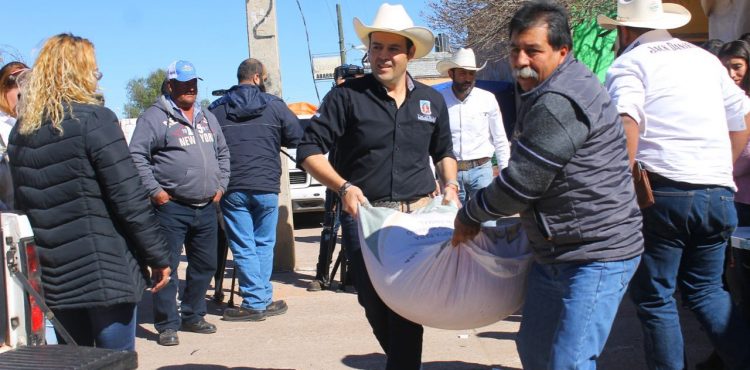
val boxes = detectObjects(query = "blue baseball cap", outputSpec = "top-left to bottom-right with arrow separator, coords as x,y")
167,60 -> 202,82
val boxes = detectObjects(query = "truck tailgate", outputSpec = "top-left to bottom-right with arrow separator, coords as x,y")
0,345 -> 137,369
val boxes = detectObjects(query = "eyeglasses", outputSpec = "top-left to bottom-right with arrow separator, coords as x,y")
93,70 -> 103,81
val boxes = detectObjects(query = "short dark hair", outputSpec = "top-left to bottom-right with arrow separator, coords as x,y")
509,1 -> 572,50
739,32 -> 750,45
368,33 -> 414,53
701,39 -> 725,56
237,58 -> 264,83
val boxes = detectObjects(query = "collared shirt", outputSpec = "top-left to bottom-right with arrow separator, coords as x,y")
167,96 -> 203,126
606,29 -> 750,190
438,85 -> 510,168
296,74 -> 454,202
0,111 -> 15,149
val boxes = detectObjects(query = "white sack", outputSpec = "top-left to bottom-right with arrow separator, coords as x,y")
357,198 -> 532,330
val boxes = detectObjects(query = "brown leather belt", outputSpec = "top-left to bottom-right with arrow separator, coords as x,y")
457,157 -> 490,171
370,196 -> 432,213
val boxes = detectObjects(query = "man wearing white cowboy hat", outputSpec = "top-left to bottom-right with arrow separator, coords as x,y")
296,3 -> 458,369
436,48 -> 510,203
601,0 -> 750,368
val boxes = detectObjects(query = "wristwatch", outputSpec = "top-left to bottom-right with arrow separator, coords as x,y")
338,181 -> 353,198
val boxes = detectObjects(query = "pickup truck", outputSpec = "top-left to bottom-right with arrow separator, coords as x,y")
0,212 -> 137,369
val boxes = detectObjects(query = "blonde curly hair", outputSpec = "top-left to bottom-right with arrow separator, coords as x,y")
17,33 -> 100,135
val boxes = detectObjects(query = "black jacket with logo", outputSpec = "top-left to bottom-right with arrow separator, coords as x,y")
296,74 -> 454,202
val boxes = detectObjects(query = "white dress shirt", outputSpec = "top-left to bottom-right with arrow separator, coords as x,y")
605,29 -> 750,190
0,111 -> 16,149
439,85 -> 510,169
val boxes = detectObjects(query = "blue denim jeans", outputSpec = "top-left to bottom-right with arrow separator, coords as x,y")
340,213 -> 423,370
153,201 -> 218,332
221,191 -> 278,310
516,256 -> 640,370
630,184 -> 750,370
54,303 -> 137,350
457,161 -> 494,203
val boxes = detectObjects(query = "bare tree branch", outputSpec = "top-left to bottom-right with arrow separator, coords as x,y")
425,0 -> 614,62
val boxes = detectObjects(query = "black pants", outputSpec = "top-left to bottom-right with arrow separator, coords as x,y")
340,213 -> 423,370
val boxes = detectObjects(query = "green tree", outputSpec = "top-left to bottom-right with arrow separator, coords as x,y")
123,69 -> 167,118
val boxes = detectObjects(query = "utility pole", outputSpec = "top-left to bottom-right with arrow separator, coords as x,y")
337,3 -> 346,65
245,0 -> 295,271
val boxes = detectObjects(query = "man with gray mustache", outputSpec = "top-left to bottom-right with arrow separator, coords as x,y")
451,1 -> 643,368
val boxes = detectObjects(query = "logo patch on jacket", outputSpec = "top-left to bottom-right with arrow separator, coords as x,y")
417,100 -> 436,123
420,100 -> 432,115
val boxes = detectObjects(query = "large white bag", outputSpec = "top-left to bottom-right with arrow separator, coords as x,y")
357,198 -> 532,330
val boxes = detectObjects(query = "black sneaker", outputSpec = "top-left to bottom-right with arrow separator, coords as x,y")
158,329 -> 179,346
265,300 -> 288,317
222,306 -> 266,322
307,280 -> 324,292
180,318 -> 217,334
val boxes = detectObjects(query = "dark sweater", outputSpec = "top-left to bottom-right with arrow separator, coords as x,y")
8,103 -> 170,309
459,56 -> 643,264
209,84 -> 302,193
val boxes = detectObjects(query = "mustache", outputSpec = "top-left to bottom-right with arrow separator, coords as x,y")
512,67 -> 539,80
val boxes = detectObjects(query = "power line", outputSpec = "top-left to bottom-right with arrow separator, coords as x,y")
295,0 -> 321,103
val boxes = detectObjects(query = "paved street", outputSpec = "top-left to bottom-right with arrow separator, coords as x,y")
134,213 -> 713,370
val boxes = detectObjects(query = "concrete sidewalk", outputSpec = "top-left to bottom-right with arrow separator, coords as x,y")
134,214 -> 713,370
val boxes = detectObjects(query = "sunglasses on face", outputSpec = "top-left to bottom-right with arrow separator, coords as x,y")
5,68 -> 30,86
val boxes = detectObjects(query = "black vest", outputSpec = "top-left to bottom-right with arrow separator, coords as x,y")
515,56 -> 643,263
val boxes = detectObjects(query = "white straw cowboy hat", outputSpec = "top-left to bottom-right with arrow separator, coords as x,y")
436,48 -> 487,76
353,3 -> 435,59
597,0 -> 691,30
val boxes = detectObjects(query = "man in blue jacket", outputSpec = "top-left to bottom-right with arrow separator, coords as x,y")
130,60 -> 230,346
209,58 -> 302,322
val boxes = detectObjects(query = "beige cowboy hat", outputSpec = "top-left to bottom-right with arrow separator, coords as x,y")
353,3 -> 435,59
436,48 -> 487,76
597,0 -> 691,30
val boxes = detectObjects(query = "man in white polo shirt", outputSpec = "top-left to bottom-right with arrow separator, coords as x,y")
600,1 -> 750,368
436,48 -> 510,203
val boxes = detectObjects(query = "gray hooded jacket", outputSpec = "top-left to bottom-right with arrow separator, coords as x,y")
129,95 -> 230,203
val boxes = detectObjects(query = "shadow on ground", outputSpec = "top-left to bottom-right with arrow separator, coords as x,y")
293,212 -> 324,229
341,352 -> 521,370
158,366 -> 294,370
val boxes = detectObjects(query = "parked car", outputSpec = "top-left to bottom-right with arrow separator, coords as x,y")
287,115 -> 326,214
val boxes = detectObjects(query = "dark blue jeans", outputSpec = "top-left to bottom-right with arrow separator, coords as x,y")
54,303 -> 137,350
153,201 -> 217,332
340,213 -> 423,370
630,183 -> 750,369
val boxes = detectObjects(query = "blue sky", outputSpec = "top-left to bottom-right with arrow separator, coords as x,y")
2,1 -> 434,119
